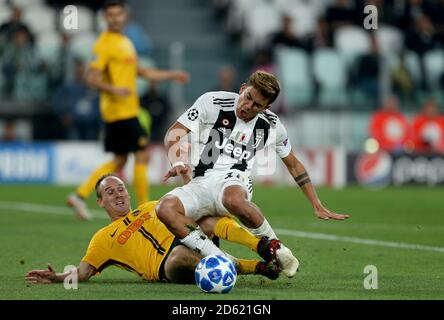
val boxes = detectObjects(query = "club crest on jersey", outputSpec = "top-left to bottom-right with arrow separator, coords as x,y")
252,131 -> 265,149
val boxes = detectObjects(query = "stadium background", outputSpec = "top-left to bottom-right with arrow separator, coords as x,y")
0,0 -> 443,300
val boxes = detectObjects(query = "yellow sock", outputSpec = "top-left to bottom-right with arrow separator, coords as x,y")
76,161 -> 118,199
237,259 -> 259,275
134,162 -> 149,205
214,217 -> 260,252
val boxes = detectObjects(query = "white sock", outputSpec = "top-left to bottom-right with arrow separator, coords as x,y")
180,229 -> 226,257
247,219 -> 278,240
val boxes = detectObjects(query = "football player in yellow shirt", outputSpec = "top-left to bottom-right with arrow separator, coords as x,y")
26,175 -> 280,284
67,0 -> 189,220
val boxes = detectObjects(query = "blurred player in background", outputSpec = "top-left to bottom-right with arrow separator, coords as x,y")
157,71 -> 350,278
27,175 -> 280,285
67,0 -> 189,220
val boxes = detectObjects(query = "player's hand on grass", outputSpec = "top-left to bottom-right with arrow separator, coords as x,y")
25,264 -> 57,284
315,205 -> 350,221
111,86 -> 131,97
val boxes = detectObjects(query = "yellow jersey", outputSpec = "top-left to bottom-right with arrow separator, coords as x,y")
90,31 -> 140,123
82,201 -> 176,282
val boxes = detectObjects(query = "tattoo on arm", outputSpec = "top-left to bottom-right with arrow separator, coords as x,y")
294,172 -> 311,188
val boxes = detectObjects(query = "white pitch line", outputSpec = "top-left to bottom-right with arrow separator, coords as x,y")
275,229 -> 444,253
0,200 -> 106,219
1,200 -> 443,253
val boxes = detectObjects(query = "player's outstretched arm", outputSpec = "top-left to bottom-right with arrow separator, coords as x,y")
137,67 -> 189,84
25,262 -> 97,284
281,151 -> 350,221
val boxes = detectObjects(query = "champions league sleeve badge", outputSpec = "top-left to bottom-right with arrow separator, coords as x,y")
187,108 -> 199,121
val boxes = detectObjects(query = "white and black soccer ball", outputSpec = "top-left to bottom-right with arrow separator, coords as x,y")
195,254 -> 237,294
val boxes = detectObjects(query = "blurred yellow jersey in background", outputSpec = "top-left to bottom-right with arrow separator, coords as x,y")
90,31 -> 140,123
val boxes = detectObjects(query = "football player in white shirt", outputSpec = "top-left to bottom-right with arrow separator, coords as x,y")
156,71 -> 349,278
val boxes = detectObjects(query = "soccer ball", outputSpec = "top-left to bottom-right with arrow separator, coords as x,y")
195,254 -> 237,293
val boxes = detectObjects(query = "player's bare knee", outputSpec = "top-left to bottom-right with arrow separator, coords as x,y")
156,196 -> 180,223
164,252 -> 186,283
165,246 -> 201,283
165,249 -> 182,267
222,194 -> 247,216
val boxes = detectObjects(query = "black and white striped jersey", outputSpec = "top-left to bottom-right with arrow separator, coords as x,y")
177,91 -> 292,177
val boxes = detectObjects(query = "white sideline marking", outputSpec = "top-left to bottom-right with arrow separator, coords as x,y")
0,200 -> 106,219
275,229 -> 444,253
1,200 -> 444,253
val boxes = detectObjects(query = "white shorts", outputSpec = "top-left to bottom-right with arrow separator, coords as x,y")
165,169 -> 253,221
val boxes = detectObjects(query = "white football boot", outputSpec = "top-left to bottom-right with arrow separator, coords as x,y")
276,244 -> 300,278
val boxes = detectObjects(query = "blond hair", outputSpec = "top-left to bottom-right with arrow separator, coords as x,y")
247,71 -> 281,104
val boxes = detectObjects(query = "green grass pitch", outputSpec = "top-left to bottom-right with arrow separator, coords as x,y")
0,184 -> 443,300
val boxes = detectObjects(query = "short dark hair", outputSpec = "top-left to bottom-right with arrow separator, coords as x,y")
102,0 -> 127,11
246,71 -> 281,105
95,173 -> 118,198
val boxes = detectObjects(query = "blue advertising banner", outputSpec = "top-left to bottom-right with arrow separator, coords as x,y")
0,143 -> 54,183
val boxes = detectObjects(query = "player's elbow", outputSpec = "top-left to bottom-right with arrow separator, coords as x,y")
283,155 -> 304,174
77,274 -> 90,282
77,262 -> 96,282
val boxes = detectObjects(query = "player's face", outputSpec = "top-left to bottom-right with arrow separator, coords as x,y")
97,176 -> 131,217
236,85 -> 269,122
104,5 -> 127,33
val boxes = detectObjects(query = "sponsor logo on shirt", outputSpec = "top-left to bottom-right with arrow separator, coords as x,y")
214,138 -> 252,161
